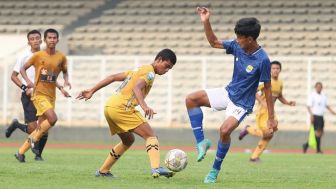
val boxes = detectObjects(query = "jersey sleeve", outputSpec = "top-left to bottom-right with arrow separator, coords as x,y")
222,40 -> 236,55
139,68 -> 155,85
26,53 -> 38,67
13,54 -> 25,73
61,55 -> 68,72
307,94 -> 313,107
259,58 -> 271,83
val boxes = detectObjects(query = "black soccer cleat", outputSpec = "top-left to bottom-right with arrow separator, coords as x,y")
5,119 -> 19,138
15,152 -> 25,163
35,155 -> 44,161
95,170 -> 115,178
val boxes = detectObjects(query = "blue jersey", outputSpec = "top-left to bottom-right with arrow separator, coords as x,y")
223,40 -> 271,113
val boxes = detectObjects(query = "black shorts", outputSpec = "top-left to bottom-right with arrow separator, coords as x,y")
21,92 -> 37,123
313,115 -> 324,131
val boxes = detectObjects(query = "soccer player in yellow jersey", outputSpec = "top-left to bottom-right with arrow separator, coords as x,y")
15,28 -> 71,162
77,49 -> 176,178
239,61 -> 296,162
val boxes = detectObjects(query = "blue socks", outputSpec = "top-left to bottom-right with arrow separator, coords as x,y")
187,107 -> 204,144
212,141 -> 230,170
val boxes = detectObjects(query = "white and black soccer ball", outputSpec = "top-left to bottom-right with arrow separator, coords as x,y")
164,149 -> 188,172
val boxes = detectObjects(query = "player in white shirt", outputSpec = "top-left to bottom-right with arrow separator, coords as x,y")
6,30 -> 69,161
303,82 -> 336,153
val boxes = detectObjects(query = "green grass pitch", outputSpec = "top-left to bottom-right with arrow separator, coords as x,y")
0,148 -> 335,189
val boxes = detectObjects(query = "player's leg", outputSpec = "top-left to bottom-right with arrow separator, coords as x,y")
204,101 -> 248,183
96,132 -> 134,177
314,116 -> 324,154
250,135 -> 273,162
133,123 -> 173,178
186,90 -> 212,161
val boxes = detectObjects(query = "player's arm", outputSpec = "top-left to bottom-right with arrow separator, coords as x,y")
326,105 -> 336,115
197,7 -> 224,49
264,82 -> 277,131
278,93 -> 296,106
133,79 -> 156,120
20,62 -> 34,88
307,95 -> 314,123
77,73 -> 127,101
56,81 -> 71,98
11,71 -> 23,88
61,57 -> 71,89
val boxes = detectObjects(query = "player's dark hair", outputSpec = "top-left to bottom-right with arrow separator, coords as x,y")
155,49 -> 177,65
44,28 -> 59,39
234,17 -> 261,40
315,81 -> 323,87
27,30 -> 41,39
271,60 -> 282,70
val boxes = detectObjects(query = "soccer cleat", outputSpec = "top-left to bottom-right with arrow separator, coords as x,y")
95,170 -> 115,178
204,168 -> 219,183
14,152 -> 25,163
35,155 -> 44,161
5,119 -> 19,138
238,125 -> 250,140
302,144 -> 308,154
249,157 -> 261,163
28,137 -> 40,155
151,167 -> 174,178
196,139 -> 212,162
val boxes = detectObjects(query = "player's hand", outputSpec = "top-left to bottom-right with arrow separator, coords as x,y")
288,101 -> 296,106
64,80 -> 72,90
76,89 -> 93,101
142,106 -> 157,120
60,88 -> 71,98
27,80 -> 34,88
267,119 -> 278,132
25,88 -> 33,96
197,7 -> 210,22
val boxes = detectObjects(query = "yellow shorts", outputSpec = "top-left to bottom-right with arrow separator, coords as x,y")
104,106 -> 146,135
256,107 -> 277,130
32,95 -> 55,116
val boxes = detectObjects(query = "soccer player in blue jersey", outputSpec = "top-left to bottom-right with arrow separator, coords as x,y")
185,7 -> 278,183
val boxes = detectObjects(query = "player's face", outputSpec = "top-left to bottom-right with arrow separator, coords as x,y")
28,33 -> 42,49
315,84 -> 322,93
271,64 -> 281,78
44,32 -> 59,49
156,59 -> 174,75
235,35 -> 252,50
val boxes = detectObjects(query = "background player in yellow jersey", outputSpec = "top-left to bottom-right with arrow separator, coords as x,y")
77,49 -> 176,178
15,28 -> 71,162
239,61 -> 296,162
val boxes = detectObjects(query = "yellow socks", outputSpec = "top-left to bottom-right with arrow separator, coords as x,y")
18,120 -> 51,155
146,136 -> 160,169
99,142 -> 129,173
247,126 -> 264,138
251,139 -> 270,159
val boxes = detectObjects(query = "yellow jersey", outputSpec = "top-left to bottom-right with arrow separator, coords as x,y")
257,78 -> 283,111
27,50 -> 67,100
106,64 -> 155,111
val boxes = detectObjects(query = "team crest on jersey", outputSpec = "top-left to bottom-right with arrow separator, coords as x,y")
246,65 -> 254,73
147,72 -> 155,81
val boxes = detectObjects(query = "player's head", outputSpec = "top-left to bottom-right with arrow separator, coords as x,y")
27,30 -> 42,49
153,49 -> 177,75
271,60 -> 281,78
44,28 -> 59,48
315,81 -> 323,93
234,17 -> 261,49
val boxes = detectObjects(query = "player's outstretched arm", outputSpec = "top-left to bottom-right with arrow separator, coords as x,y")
133,79 -> 156,120
278,93 -> 296,106
77,72 -> 126,101
20,62 -> 34,88
264,82 -> 278,131
197,7 -> 223,49
326,105 -> 336,115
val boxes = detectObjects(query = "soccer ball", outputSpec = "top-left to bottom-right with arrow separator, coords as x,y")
164,149 -> 188,172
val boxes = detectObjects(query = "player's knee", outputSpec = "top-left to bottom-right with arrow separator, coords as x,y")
219,126 -> 231,138
48,116 -> 58,126
122,135 -> 135,147
186,93 -> 198,107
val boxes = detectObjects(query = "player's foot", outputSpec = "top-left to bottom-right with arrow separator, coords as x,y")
249,157 -> 261,163
239,125 -> 250,140
204,168 -> 219,183
196,139 -> 212,162
316,150 -> 323,154
35,155 -> 44,161
151,167 -> 174,178
5,119 -> 18,138
28,137 -> 40,155
95,170 -> 115,178
302,143 -> 308,154
14,152 -> 25,163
